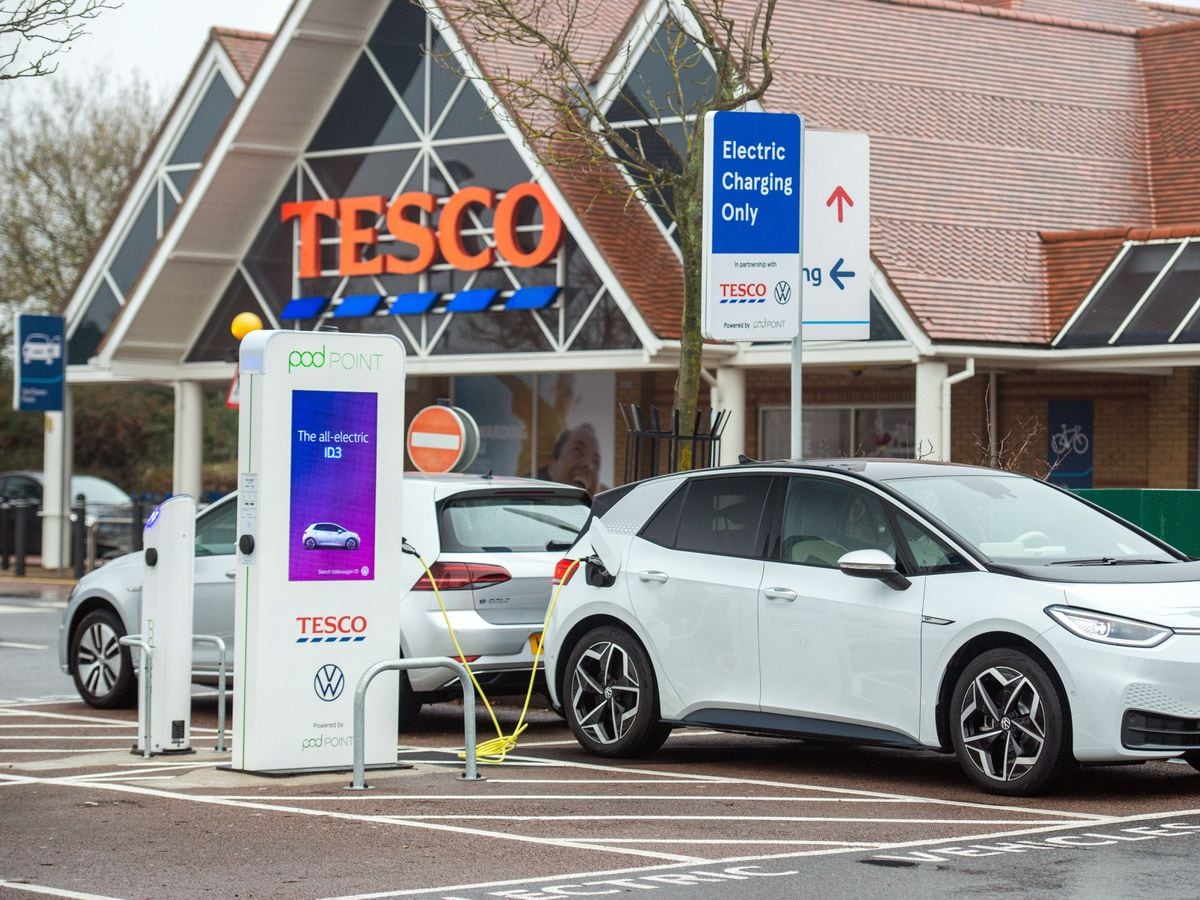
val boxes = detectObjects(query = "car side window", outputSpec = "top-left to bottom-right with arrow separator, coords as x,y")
639,483 -> 688,547
5,477 -> 41,502
778,477 -> 896,568
894,511 -> 969,575
669,475 -> 772,558
195,500 -> 237,557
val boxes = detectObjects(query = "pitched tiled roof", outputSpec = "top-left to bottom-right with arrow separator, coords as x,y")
449,0 -> 1200,347
1141,19 -> 1200,225
213,28 -> 273,84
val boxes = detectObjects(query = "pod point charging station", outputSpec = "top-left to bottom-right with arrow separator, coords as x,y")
233,330 -> 405,774
136,494 -> 196,755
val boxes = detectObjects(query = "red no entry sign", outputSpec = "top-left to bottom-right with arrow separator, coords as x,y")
406,405 -> 479,473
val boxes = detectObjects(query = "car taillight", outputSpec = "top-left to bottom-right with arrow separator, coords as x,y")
411,561 -> 511,591
553,558 -> 579,586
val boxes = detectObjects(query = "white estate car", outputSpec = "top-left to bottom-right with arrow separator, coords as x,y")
59,474 -> 590,726
544,459 -> 1200,796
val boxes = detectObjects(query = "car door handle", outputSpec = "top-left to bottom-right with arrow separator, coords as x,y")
224,570 -> 236,579
764,587 -> 797,602
638,570 -> 669,583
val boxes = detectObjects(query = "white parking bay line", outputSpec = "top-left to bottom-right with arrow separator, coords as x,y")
493,752 -> 1113,821
0,880 -> 124,899
0,708 -> 133,725
14,774 -> 710,865
376,814 -> 1083,826
0,641 -> 48,650
571,839 -> 887,847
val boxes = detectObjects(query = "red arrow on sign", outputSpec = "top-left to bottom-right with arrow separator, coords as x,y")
826,185 -> 854,223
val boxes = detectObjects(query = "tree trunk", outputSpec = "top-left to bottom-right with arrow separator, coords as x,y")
673,163 -> 705,471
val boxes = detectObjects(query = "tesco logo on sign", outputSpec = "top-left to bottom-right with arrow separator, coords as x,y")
281,182 -> 564,279
295,619 -> 364,638
719,282 -> 768,303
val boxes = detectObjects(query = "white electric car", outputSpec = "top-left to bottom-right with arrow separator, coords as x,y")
544,459 -> 1200,796
301,522 -> 361,550
60,474 -> 590,726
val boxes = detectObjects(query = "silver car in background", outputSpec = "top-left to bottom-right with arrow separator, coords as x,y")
58,474 -> 590,726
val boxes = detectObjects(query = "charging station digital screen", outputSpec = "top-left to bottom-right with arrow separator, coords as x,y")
288,390 -> 377,582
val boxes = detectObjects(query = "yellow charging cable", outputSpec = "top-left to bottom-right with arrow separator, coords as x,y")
410,549 -> 580,764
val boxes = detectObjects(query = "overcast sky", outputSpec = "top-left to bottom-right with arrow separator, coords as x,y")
13,0 -> 1200,101
16,0 -> 293,99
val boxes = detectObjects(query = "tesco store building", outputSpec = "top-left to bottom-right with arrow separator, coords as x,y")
52,0 -> 1200,563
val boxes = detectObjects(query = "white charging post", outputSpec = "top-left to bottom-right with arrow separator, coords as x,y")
233,331 -> 405,773
139,494 -> 196,754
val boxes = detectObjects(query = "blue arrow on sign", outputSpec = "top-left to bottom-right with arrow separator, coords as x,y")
830,257 -> 856,291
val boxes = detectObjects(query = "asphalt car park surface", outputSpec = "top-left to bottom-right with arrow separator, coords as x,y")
5,583 -> 1200,899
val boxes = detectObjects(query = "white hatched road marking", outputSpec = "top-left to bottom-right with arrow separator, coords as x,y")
0,881 -> 123,899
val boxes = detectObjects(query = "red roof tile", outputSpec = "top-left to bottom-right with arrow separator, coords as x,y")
213,28 -> 273,85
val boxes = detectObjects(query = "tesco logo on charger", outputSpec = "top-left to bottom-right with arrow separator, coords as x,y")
295,615 -> 368,644
719,282 -> 768,304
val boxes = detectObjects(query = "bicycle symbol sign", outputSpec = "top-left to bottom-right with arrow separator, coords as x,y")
1050,423 -> 1089,457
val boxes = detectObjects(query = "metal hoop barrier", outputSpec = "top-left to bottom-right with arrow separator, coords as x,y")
348,657 -> 482,790
192,634 -> 228,752
117,636 -> 153,759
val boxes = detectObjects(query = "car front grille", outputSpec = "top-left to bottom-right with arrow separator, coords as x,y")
1122,709 -> 1200,750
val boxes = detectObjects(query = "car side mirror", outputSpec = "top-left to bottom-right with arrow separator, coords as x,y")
837,549 -> 911,591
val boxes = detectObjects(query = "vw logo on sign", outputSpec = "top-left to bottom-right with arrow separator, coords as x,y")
313,664 -> 345,702
774,281 -> 792,305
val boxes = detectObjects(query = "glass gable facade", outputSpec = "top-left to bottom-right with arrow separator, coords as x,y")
605,19 -> 716,243
68,68 -> 236,364
190,0 -> 641,362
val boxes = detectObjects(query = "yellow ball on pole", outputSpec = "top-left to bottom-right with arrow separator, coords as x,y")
230,312 -> 263,341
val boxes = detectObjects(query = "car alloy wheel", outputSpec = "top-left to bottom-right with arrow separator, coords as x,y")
345,537 -> 358,550
950,648 -> 1068,796
71,609 -> 136,709
959,665 -> 1046,781
563,626 -> 671,758
572,640 -> 641,745
304,537 -> 317,549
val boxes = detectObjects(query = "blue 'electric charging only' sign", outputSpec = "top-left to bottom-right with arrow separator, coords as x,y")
702,111 -> 803,342
13,313 -> 65,412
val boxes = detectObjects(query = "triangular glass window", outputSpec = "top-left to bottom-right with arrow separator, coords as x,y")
168,72 -> 235,166
186,270 -> 270,363
307,56 -> 418,151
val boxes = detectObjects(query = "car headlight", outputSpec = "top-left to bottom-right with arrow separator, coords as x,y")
1045,605 -> 1172,648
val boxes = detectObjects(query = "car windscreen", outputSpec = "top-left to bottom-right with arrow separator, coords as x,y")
884,474 -> 1178,566
439,493 -> 590,553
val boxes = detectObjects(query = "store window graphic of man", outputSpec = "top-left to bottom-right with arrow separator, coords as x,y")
539,423 -> 602,495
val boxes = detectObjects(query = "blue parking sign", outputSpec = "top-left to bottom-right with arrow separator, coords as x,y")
14,313 -> 65,412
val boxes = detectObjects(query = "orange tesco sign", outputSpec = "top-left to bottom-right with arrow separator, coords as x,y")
281,182 -> 564,279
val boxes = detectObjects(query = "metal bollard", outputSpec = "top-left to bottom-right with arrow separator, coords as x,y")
348,657 -> 482,790
0,500 -> 9,571
130,496 -> 144,553
71,494 -> 87,579
193,635 -> 228,752
13,500 -> 28,577
118,635 -> 153,759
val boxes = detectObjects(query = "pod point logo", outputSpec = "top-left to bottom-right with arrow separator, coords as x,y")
314,663 -> 345,701
287,344 -> 383,374
774,281 -> 792,305
288,346 -> 325,372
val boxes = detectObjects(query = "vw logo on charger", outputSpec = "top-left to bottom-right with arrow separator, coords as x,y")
774,280 -> 792,305
313,664 -> 345,701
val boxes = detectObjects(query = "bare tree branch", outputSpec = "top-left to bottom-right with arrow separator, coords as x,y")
437,0 -> 779,459
0,0 -> 121,80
